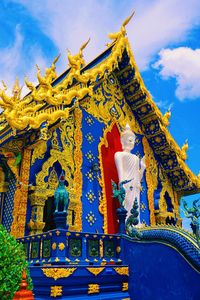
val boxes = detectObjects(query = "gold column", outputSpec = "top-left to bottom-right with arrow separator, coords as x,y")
11,148 -> 31,238
28,192 -> 47,235
0,167 -> 8,192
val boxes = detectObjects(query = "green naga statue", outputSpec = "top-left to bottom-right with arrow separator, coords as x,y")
54,172 -> 69,213
111,179 -> 132,207
182,198 -> 200,245
126,198 -> 143,239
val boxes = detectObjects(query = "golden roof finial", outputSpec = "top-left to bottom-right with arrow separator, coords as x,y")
108,11 -> 135,41
12,77 -> 21,99
52,53 -> 61,65
79,38 -> 90,57
1,80 -> 7,91
67,38 -> 90,70
162,108 -> 171,127
44,53 -> 61,83
181,139 -> 188,160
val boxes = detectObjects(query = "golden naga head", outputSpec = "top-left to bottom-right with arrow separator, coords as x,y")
108,11 -> 135,41
0,78 -> 22,109
162,109 -> 171,127
12,77 -> 22,99
181,139 -> 188,160
45,53 -> 61,81
67,38 -> 90,69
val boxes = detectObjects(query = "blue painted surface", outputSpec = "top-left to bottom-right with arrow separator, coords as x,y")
121,236 -> 200,300
30,264 -> 130,300
2,173 -> 16,232
81,109 -> 105,233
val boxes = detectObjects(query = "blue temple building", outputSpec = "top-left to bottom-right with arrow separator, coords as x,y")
0,16 -> 199,299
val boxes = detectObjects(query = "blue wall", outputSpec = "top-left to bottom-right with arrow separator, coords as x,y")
2,173 -> 16,232
121,237 -> 200,300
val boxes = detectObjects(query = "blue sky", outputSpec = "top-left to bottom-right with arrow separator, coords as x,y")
0,0 -> 200,230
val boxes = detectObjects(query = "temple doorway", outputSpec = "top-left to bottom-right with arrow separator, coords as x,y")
164,191 -> 174,212
43,197 -> 56,232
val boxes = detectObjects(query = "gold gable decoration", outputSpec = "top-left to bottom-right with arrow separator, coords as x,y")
0,12 -> 199,193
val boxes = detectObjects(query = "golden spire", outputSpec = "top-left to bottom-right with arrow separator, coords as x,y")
12,77 -> 22,99
162,108 -> 171,127
108,11 -> 135,41
79,38 -> 90,57
67,38 -> 90,70
180,139 -> 188,160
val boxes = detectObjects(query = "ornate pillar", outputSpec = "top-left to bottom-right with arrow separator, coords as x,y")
0,166 -> 8,192
28,192 -> 47,235
11,148 -> 31,238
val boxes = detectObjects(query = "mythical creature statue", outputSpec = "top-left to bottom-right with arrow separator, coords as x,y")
54,173 -> 69,213
108,11 -> 135,41
66,38 -> 90,84
0,78 -> 22,110
182,198 -> 200,245
180,140 -> 188,161
126,198 -> 143,239
114,123 -> 146,221
112,179 -> 133,207
162,109 -> 171,127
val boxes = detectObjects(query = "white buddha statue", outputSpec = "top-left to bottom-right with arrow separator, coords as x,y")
114,124 -> 146,223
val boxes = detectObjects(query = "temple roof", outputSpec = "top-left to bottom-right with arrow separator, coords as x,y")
0,14 -> 199,195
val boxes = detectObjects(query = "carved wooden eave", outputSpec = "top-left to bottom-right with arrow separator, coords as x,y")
0,32 -> 199,196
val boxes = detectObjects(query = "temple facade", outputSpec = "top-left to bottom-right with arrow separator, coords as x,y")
0,15 -> 199,300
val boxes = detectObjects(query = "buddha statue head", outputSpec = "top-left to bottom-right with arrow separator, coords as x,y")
121,123 -> 136,152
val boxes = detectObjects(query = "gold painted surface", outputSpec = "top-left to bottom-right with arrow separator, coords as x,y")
114,267 -> 129,276
86,267 -> 105,276
50,286 -> 62,297
70,106 -> 83,231
99,239 -> 103,258
156,167 -> 181,225
142,137 -> 157,225
58,243 -> 65,251
80,75 -> 142,134
31,141 -> 47,164
88,284 -> 99,294
10,148 -> 31,238
122,282 -> 129,291
42,268 -> 77,280
52,242 -> 57,251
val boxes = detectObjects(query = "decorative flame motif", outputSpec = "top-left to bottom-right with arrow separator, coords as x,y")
42,268 -> 77,280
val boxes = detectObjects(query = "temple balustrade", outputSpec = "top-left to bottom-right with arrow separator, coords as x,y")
17,229 -> 122,266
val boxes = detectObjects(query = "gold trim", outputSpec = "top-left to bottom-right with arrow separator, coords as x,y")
86,267 -> 105,276
42,268 -> 77,280
11,148 -> 31,238
122,282 -> 129,291
50,286 -> 62,297
88,284 -> 99,294
114,267 -> 129,276
142,136 -> 156,225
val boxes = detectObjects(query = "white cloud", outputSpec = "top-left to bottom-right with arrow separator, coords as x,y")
0,25 -> 23,91
0,25 -> 48,96
153,47 -> 200,100
15,0 -> 200,71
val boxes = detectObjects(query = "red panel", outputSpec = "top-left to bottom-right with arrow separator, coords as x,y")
101,124 -> 122,234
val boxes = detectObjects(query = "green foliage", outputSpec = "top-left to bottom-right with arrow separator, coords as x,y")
0,225 -> 33,300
